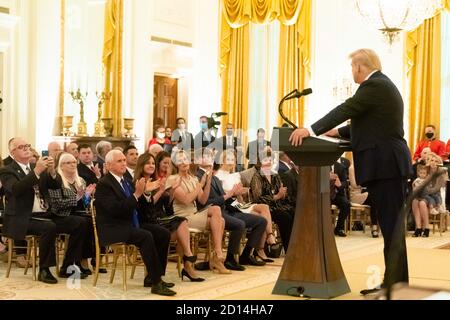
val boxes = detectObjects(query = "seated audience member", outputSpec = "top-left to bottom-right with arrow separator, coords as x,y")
330,160 -> 351,237
215,150 -> 277,257
47,152 -> 93,277
412,153 -> 448,237
246,128 -> 271,169
196,148 -> 267,269
250,151 -> 294,252
2,138 -> 15,165
29,148 -> 40,164
194,116 -> 216,150
171,117 -> 194,150
134,153 -> 204,282
0,138 -> 63,283
169,150 -> 230,274
155,151 -> 174,179
65,142 -> 79,160
94,150 -> 176,296
123,145 -> 139,182
277,152 -> 299,206
148,143 -> 164,158
95,141 -> 112,171
413,125 -> 446,162
77,144 -> 102,186
148,125 -> 172,153
48,141 -> 63,159
49,153 -> 96,275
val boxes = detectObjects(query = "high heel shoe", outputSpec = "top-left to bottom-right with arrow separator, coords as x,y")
209,253 -> 231,274
181,268 -> 205,282
413,228 -> 423,237
254,250 -> 274,263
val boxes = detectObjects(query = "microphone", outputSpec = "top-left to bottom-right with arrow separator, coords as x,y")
285,88 -> 313,101
278,88 -> 313,128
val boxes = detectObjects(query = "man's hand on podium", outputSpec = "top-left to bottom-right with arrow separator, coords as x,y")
289,128 -> 310,146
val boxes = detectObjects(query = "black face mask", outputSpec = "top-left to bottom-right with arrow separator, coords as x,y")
425,132 -> 434,139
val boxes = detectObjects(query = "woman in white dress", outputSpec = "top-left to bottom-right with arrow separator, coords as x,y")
215,150 -> 276,262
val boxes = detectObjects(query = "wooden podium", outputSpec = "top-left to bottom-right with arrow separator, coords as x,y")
271,127 -> 352,299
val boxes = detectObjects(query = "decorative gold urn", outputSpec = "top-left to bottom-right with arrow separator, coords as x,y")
102,118 -> 113,137
123,118 -> 135,138
61,115 -> 74,136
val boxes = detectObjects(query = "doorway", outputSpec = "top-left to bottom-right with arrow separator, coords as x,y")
153,75 -> 177,132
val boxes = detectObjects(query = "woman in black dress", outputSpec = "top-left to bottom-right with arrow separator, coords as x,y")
250,150 -> 294,252
134,153 -> 204,282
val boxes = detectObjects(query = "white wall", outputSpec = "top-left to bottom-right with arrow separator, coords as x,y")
309,0 -> 406,137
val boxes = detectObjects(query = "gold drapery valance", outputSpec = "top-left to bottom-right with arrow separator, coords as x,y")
406,14 -> 441,152
221,0 -> 302,27
103,0 -> 123,137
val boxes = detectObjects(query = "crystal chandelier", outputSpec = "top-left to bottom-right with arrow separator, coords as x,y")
355,0 -> 444,45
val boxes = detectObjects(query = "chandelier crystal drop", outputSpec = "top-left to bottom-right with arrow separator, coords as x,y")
355,0 -> 444,45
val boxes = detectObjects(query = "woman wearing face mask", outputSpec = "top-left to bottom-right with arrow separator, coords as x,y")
148,125 -> 172,153
249,149 -> 294,253
413,125 -> 446,162
171,117 -> 194,150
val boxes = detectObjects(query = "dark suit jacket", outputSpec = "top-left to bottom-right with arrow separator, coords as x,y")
246,139 -> 271,165
94,173 -> 145,246
194,131 -> 216,150
2,156 -> 13,166
171,129 -> 194,150
0,161 -> 60,239
123,169 -> 133,184
215,136 -> 241,151
77,162 -> 100,186
311,71 -> 412,185
278,161 -> 291,174
196,169 -> 227,210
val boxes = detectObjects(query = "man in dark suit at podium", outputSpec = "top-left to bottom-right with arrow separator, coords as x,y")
290,49 -> 412,291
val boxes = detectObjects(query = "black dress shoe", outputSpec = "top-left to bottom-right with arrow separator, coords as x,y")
360,287 -> 381,295
59,266 -> 88,279
224,259 -> 246,271
239,255 -> 266,266
334,229 -> 347,237
151,281 -> 177,296
144,276 -> 175,288
38,268 -> 58,284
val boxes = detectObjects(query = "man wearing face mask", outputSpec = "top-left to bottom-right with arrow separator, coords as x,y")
215,123 -> 244,172
412,125 -> 446,162
171,117 -> 194,150
194,116 -> 216,150
148,125 -> 172,153
246,128 -> 271,169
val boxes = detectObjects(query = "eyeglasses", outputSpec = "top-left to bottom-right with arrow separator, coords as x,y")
14,144 -> 31,151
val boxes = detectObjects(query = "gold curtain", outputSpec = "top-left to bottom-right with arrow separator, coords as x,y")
278,0 -> 310,127
406,15 -> 441,151
220,0 -> 309,137
103,0 -> 123,137
446,0 -> 450,11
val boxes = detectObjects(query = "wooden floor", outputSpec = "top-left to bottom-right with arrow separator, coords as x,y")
1,230 -> 450,300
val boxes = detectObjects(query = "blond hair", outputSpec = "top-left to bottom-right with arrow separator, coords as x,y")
57,152 -> 85,189
349,49 -> 382,72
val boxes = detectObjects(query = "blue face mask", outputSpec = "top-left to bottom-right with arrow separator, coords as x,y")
200,123 -> 208,131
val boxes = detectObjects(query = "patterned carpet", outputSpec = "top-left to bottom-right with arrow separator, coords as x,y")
1,229 -> 450,300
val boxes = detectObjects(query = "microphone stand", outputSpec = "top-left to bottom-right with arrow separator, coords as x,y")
279,90 -> 299,129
